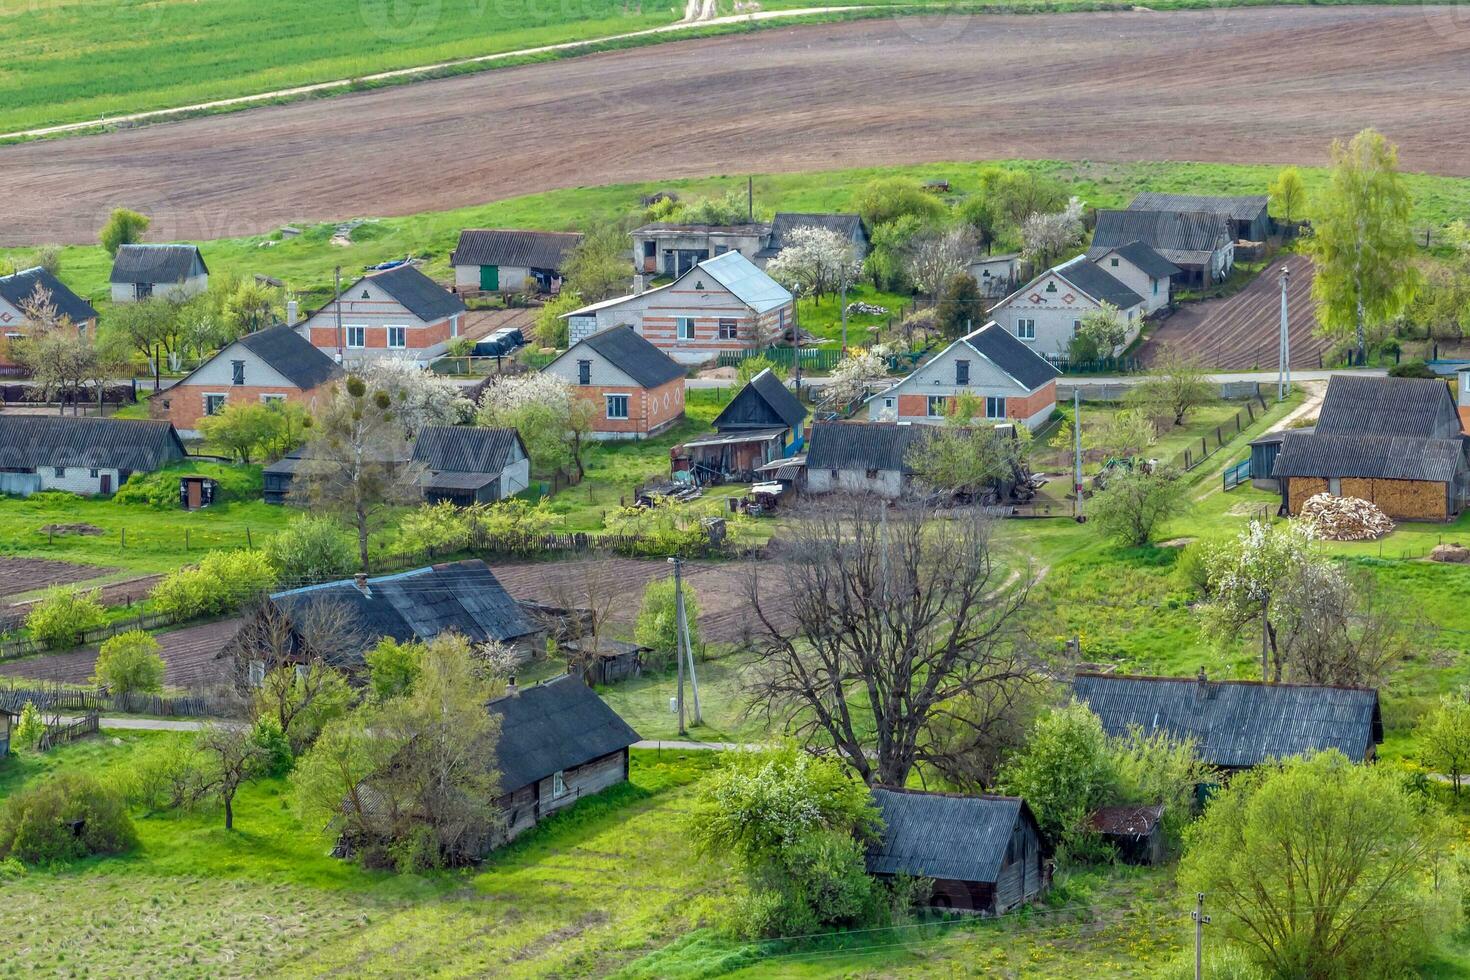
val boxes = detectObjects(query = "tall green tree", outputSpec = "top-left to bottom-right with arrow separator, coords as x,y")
562,222 -> 632,302
99,208 -> 150,256
1309,129 -> 1421,362
1267,166 -> 1307,226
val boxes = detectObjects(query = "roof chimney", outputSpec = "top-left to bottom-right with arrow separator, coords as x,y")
286,300 -> 299,327
353,572 -> 370,596
1196,665 -> 1208,696
632,274 -> 646,296
506,675 -> 519,698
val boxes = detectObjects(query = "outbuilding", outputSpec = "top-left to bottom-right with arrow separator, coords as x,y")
451,229 -> 582,295
110,244 -> 209,303
0,416 -> 186,497
412,425 -> 531,504
804,422 -> 929,499
1088,804 -> 1166,865
1128,192 -> 1272,243
1089,210 -> 1234,287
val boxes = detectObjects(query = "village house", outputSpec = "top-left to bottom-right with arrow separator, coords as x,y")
1085,241 -> 1179,314
153,323 -> 341,437
755,212 -> 869,266
109,244 -> 209,303
966,253 -> 1022,298
677,367 -> 808,482
0,416 -> 186,497
1073,670 -> 1383,772
295,264 -> 467,367
804,421 -> 929,499
986,255 -> 1146,360
866,787 -> 1050,915
1087,804 -> 1166,865
1089,210 -> 1234,287
542,324 -> 686,439
562,251 -> 793,365
630,222 -> 771,277
0,266 -> 98,348
1270,375 -> 1469,520
450,229 -> 582,295
867,322 -> 1060,430
412,425 -> 531,504
490,674 -> 640,845
1128,192 -> 1273,243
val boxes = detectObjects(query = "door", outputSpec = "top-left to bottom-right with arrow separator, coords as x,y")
100,473 -> 112,494
480,265 -> 499,291
187,480 -> 202,510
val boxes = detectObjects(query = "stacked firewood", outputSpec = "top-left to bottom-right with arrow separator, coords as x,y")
1300,493 -> 1395,541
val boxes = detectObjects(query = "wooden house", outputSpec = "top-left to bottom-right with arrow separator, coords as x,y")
678,368 -> 807,482
0,416 -> 185,497
0,267 -> 99,371
1128,192 -> 1273,243
563,639 -> 645,686
412,425 -> 531,504
295,264 -> 467,367
1073,670 -> 1383,772
542,325 -> 686,440
1089,210 -> 1234,287
1088,804 -> 1166,865
110,244 -> 208,303
491,675 -> 640,845
867,787 -> 1050,915
451,229 -> 582,295
1271,375 -> 1469,520
262,449 -> 305,504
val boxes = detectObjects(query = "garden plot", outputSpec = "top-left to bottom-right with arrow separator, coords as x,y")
0,556 -> 114,599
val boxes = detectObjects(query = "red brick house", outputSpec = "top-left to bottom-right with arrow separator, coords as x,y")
155,323 -> 341,437
295,264 -> 466,367
542,325 -> 686,439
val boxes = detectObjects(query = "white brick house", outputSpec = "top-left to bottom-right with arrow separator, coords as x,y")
986,255 -> 1146,360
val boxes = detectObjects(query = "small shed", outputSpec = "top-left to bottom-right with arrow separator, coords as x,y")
564,639 -> 645,686
262,451 -> 305,505
0,692 -> 22,756
1088,804 -> 1166,865
178,475 -> 218,510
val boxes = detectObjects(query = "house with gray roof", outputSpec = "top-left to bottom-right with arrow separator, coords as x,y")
295,263 -> 467,367
110,244 -> 209,303
757,212 -> 869,265
412,425 -> 530,504
562,251 -> 794,365
805,421 -> 932,499
0,416 -> 186,496
1086,240 -> 1180,314
867,321 -> 1060,430
451,229 -> 583,295
0,267 -> 99,361
986,254 -> 1148,360
630,222 -> 772,277
1089,209 -> 1234,286
156,323 -> 342,436
1128,192 -> 1272,242
542,324 -> 687,439
677,367 -> 809,482
1073,670 -> 1383,771
867,787 -> 1049,914
1270,375 -> 1469,520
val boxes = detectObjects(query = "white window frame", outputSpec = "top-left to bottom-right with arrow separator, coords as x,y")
676,317 -> 696,341
203,393 -> 227,416
605,393 -> 630,420
927,395 -> 949,418
345,325 -> 366,349
985,396 -> 1007,420
260,393 -> 287,405
552,770 -> 567,798
386,325 -> 408,350
247,660 -> 266,687
1015,319 -> 1036,341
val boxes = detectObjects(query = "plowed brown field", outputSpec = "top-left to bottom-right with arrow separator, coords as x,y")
4,6 -> 1470,245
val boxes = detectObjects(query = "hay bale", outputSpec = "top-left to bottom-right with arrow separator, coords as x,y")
1430,543 -> 1470,564
1299,493 -> 1394,541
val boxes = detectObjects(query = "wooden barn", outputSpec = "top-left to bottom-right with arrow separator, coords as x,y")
563,638 -> 646,686
677,368 -> 808,483
866,787 -> 1050,915
1128,192 -> 1272,243
1088,804 -> 1166,865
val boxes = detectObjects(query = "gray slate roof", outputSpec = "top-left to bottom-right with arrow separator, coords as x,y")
451,229 -> 583,270
867,788 -> 1039,883
412,425 -> 527,476
364,265 -> 466,322
713,367 -> 808,431
1072,672 -> 1383,769
1128,192 -> 1269,223
1314,375 -> 1461,438
576,325 -> 685,389
962,322 -> 1063,391
0,416 -> 185,472
1098,240 -> 1181,280
1089,210 -> 1232,266
490,674 -> 640,792
1052,256 -> 1145,311
236,324 -> 341,390
109,244 -> 206,285
0,267 -> 97,324
806,422 -> 929,473
762,212 -> 867,255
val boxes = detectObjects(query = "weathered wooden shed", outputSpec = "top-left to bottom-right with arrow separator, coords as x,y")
1088,803 -> 1166,865
178,475 -> 218,510
0,692 -> 21,756
867,787 -> 1050,915
563,639 -> 646,686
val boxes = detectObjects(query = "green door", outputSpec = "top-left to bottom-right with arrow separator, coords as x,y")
480,265 -> 499,291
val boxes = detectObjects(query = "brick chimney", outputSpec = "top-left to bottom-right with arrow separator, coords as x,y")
1196,665 -> 1208,696
353,572 -> 371,596
632,274 -> 647,296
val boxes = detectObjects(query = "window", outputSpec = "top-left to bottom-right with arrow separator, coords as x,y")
577,359 -> 591,385
134,283 -> 153,300
552,770 -> 567,799
247,660 -> 266,687
927,395 -> 949,418
606,394 -> 629,420
884,398 -> 894,409
865,467 -> 879,479
1151,277 -> 1159,295
1044,281 -> 1057,293
1109,257 -> 1119,268
677,317 -> 696,341
346,325 -> 365,348
1015,319 -> 1035,340
955,359 -> 970,385
985,396 -> 1007,419
260,394 -> 286,405
53,467 -> 64,478
204,393 -> 226,416
718,318 -> 738,340
231,360 -> 245,385
89,469 -> 99,479
386,326 -> 407,349
1072,319 -> 1082,334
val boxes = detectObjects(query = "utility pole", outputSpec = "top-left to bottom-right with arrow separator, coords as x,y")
1073,388 -> 1084,521
669,556 -> 701,727
1278,265 -> 1291,402
747,175 -> 753,223
333,266 -> 345,364
840,279 -> 849,354
791,288 -> 802,393
1192,892 -> 1211,980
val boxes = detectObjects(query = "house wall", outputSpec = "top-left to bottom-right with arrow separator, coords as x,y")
989,272 -> 1142,358
806,466 -> 904,499
20,466 -> 126,495
298,277 -> 460,366
536,749 -> 628,820
635,231 -> 767,274
572,280 -> 791,365
1286,476 -> 1451,520
498,783 -> 540,844
1458,372 -> 1469,431
544,345 -> 686,438
151,341 -> 327,435
867,341 -> 1056,431
967,257 -> 1020,297
1095,253 -> 1170,313
111,273 -> 207,304
499,456 -> 531,499
453,264 -> 534,292
995,818 -> 1046,913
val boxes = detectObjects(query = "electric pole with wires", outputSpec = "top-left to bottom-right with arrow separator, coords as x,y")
1192,892 -> 1211,980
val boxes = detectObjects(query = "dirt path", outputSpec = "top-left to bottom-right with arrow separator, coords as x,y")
5,6 -> 1470,245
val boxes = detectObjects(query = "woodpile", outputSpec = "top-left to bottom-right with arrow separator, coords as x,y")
1300,493 -> 1394,541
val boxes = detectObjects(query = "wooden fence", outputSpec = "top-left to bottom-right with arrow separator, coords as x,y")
38,714 -> 99,751
1167,393 -> 1270,473
0,682 -> 228,719
0,610 -> 178,663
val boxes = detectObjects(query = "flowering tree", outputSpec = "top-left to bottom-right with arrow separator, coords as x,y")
765,226 -> 863,305
818,344 -> 891,413
1201,519 -> 1318,681
905,226 -> 977,299
358,358 -> 472,436
476,372 -> 594,478
1020,196 -> 1085,269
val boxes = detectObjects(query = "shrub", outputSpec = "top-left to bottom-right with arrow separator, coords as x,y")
264,516 -> 356,585
735,354 -> 786,386
150,549 -> 276,621
251,717 -> 295,777
0,772 -> 137,865
125,738 -> 211,813
1388,359 -> 1437,379
12,702 -> 45,751
365,637 -> 423,702
1088,467 -> 1189,547
26,587 -> 106,649
92,629 -> 166,695
1000,702 -> 1118,852
391,502 -> 471,558
635,577 -> 701,669
114,462 -> 262,508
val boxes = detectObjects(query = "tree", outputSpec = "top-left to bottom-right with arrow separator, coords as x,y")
906,225 -> 976,300
1418,694 -> 1470,795
999,702 -> 1117,849
817,345 -> 890,413
196,724 -> 271,831
1088,466 -> 1187,547
1088,407 -> 1157,461
1404,256 -> 1470,343
539,560 -> 624,683
977,167 -> 1070,231
562,222 -> 632,302
12,702 -> 45,751
854,177 -> 945,228
1268,166 -> 1307,226
263,516 -> 357,584
13,284 -> 94,414
223,278 -> 282,336
98,208 -> 149,256
1201,519 -> 1318,682
1179,750 -> 1457,979
934,271 -> 985,337
92,629 -> 166,696
34,246 -> 61,277
747,501 -> 1037,787
293,376 -> 423,572
735,353 -> 786,386
764,226 -> 862,305
227,595 -> 362,693
357,358 -> 472,436
1269,563 -> 1411,688
1124,352 -> 1215,427
905,405 -> 1029,498
253,660 -> 354,753
635,576 -> 700,670
365,636 -> 423,702
26,587 -> 106,650
198,401 -> 282,463
1068,301 -> 1130,361
1020,196 -> 1084,269
1309,129 -> 1421,362
863,215 -> 922,291
476,372 -> 595,479
106,297 -> 184,390
533,290 -> 584,348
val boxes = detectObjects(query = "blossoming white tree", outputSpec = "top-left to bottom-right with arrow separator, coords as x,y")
359,358 -> 473,436
475,372 -> 594,479
1020,196 -> 1085,269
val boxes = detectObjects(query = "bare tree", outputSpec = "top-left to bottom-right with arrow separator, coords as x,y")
537,559 -> 623,682
746,500 -> 1040,787
1276,567 -> 1412,687
197,724 -> 270,831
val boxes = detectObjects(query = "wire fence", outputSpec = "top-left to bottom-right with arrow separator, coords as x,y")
1168,393 -> 1270,473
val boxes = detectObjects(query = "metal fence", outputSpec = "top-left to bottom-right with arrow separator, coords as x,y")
714,346 -> 843,372
1168,394 -> 1270,473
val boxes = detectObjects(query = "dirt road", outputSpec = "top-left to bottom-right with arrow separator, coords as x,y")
4,6 -> 1469,245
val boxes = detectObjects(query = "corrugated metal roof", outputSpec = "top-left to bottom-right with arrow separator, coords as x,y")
1314,375 -> 1461,438
1128,193 -> 1269,223
697,251 -> 792,314
1271,432 -> 1465,482
867,788 -> 1035,883
109,244 -> 206,284
575,324 -> 685,389
0,416 -> 186,472
0,267 -> 97,324
1052,256 -> 1145,310
806,422 -> 929,472
490,674 -> 640,792
412,425 -> 525,476
450,229 -> 583,270
1089,210 -> 1232,265
364,265 -> 466,322
236,324 -> 341,390
1073,672 -> 1382,769
962,322 -> 1063,391
761,212 -> 866,256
